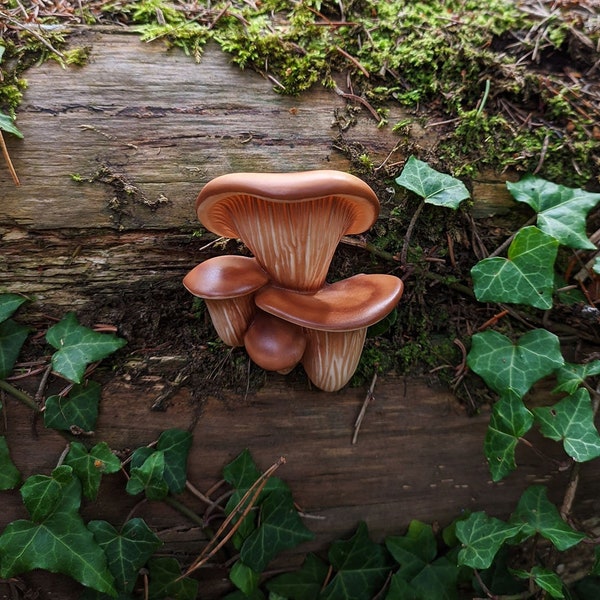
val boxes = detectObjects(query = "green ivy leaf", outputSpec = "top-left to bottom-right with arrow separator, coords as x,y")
512,566 -> 565,599
20,465 -> 74,522
126,450 -> 169,500
0,318 -> 30,379
321,521 -> 393,600
240,490 -> 314,573
88,518 -> 162,594
510,486 -> 585,550
484,392 -> 534,481
467,329 -> 564,399
266,553 -> 329,600
0,435 -> 21,490
0,467 -> 116,596
533,389 -> 600,462
395,156 -> 470,208
44,381 -> 101,432
230,560 -> 260,595
507,176 -> 600,249
386,521 -> 458,599
64,442 -> 122,500
385,574 -> 419,600
46,312 -> 126,383
552,361 -> 600,394
147,557 -> 198,600
0,294 -> 27,323
456,512 -> 522,570
471,226 -> 559,309
0,111 -> 24,139
155,428 -> 192,494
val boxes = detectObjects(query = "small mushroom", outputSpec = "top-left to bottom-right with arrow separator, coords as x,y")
183,255 -> 268,347
194,170 -> 380,292
255,274 -> 404,391
243,309 -> 306,374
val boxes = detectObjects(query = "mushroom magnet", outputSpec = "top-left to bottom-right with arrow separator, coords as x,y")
184,170 -> 404,392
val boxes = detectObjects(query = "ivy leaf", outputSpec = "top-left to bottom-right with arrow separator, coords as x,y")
321,521 -> 393,600
46,312 -> 126,383
155,428 -> 192,494
88,518 -> 162,594
386,521 -> 458,600
126,450 -> 169,500
395,156 -> 470,208
512,566 -> 565,599
0,318 -> 30,379
0,111 -> 24,139
0,435 -> 21,490
507,176 -> 600,249
385,574 -> 419,600
230,560 -> 260,596
533,389 -> 600,462
266,553 -> 329,600
0,294 -> 27,323
456,512 -> 523,570
0,467 -> 116,596
64,442 -> 122,500
471,226 -> 559,309
552,361 -> 600,394
510,486 -> 585,550
467,329 -> 564,399
147,557 -> 198,600
240,490 -> 314,573
44,381 -> 101,432
20,465 -> 74,522
484,392 -> 534,481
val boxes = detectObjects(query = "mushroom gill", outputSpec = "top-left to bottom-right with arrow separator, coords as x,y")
195,171 -> 380,292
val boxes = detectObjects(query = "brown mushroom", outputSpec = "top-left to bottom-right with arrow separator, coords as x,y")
255,274 -> 403,391
243,309 -> 306,374
183,255 -> 268,346
194,171 -> 380,292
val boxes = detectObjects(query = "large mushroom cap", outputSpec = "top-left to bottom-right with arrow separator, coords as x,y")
255,274 -> 403,331
194,171 -> 380,292
196,170 -> 380,237
183,255 -> 268,299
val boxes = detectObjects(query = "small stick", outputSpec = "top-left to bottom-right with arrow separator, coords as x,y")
333,84 -> 382,124
400,200 -> 425,265
487,215 -> 537,258
0,131 -> 20,186
335,45 -> 369,77
352,372 -> 377,445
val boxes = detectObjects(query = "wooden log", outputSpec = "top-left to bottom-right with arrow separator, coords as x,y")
0,29 -> 514,309
2,372 -> 599,598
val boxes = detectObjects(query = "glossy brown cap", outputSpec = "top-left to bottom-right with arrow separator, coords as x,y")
244,310 -> 306,372
255,274 -> 403,332
195,170 -> 380,238
183,255 -> 268,299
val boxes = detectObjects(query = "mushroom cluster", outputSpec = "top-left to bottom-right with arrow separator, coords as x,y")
183,170 -> 403,392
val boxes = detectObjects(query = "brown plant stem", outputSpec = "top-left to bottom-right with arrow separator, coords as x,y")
0,379 -> 40,412
0,131 -> 20,186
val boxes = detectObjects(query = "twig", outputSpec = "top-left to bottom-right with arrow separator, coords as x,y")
0,131 -> 20,186
335,45 -> 369,77
333,84 -> 382,124
487,215 -> 537,258
340,235 -> 399,263
183,456 -> 286,577
352,372 -> 377,444
0,379 -> 41,412
0,10 -> 66,60
401,200 -> 425,265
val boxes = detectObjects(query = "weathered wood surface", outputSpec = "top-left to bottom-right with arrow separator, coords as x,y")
3,373 -> 598,598
0,29 -> 514,310
2,29 -> 595,599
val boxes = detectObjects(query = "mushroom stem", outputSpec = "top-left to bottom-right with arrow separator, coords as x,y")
301,328 -> 367,392
204,296 -> 256,347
